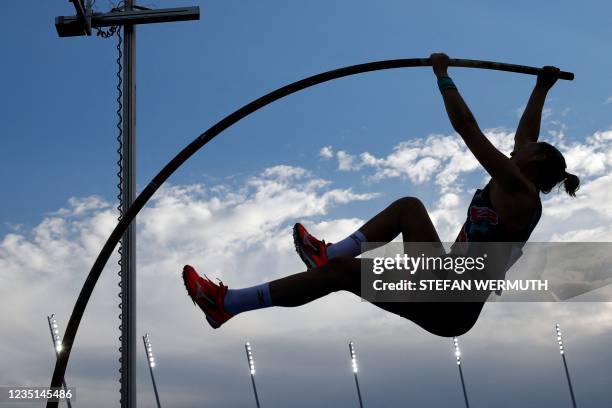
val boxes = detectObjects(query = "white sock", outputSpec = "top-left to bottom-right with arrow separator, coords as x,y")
326,230 -> 367,259
224,283 -> 272,315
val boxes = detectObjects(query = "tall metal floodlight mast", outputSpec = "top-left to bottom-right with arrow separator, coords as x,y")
245,342 -> 261,408
46,315 -> 73,408
348,341 -> 364,408
453,337 -> 470,408
54,2 -> 199,407
143,334 -> 162,408
555,323 -> 578,408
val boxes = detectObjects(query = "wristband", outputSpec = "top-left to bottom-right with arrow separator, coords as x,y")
437,76 -> 457,91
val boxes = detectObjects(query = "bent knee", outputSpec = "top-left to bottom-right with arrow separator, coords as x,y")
393,196 -> 426,212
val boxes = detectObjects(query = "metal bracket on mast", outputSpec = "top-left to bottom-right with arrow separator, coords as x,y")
55,4 -> 200,37
62,0 -> 92,36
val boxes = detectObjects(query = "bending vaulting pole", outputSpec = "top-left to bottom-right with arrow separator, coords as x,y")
47,57 -> 573,407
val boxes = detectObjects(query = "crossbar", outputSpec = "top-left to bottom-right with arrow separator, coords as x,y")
55,6 -> 200,37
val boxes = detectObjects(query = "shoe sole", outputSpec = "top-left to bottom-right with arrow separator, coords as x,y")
293,224 -> 316,269
181,265 -> 221,329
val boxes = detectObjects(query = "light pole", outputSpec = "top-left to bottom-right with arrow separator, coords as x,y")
142,334 -> 162,408
53,3 -> 199,407
245,342 -> 261,408
555,323 -> 577,408
453,337 -> 470,408
46,315 -> 72,408
348,341 -> 364,408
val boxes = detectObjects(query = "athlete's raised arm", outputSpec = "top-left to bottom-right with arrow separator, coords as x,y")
513,66 -> 560,154
431,52 -> 531,193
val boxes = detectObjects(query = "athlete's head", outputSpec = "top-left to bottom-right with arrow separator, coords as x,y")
512,141 -> 580,196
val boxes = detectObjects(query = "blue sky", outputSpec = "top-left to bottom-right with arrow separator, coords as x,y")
1,1 -> 612,407
2,0 -> 611,230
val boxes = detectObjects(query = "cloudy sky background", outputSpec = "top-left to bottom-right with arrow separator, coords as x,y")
1,0 -> 612,407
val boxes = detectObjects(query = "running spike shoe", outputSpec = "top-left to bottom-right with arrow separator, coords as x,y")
182,265 -> 232,329
293,223 -> 330,268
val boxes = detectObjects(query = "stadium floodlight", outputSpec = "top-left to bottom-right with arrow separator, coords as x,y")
246,342 -> 256,375
244,342 -> 261,408
142,334 -> 162,408
452,337 -> 470,408
144,334 -> 156,368
555,324 -> 577,408
348,341 -> 364,408
453,337 -> 461,365
49,314 -> 63,353
46,315 -> 72,408
555,323 -> 565,355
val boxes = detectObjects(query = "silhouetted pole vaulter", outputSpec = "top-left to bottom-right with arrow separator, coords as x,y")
46,55 -> 573,407
53,2 -> 199,408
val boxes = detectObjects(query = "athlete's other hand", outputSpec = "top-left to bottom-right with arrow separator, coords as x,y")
536,66 -> 560,90
431,53 -> 450,77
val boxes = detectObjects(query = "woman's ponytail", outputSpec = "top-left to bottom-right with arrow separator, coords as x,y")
563,171 -> 580,197
533,142 -> 580,197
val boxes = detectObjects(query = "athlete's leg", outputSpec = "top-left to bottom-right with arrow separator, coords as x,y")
210,204 -> 477,335
269,257 -> 482,337
283,202 -> 442,304
359,197 -> 441,244
301,197 -> 441,264
269,258 -> 360,306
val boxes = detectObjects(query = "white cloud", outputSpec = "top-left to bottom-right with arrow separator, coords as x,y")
325,126 -> 612,243
525,129 -> 612,241
534,174 -> 612,241
319,145 -> 334,159
516,105 -> 557,120
261,164 -> 309,180
0,165 -> 382,406
560,129 -> 612,177
334,128 -> 514,193
549,226 -> 612,242
331,125 -> 612,243
0,163 -> 379,315
336,150 -> 362,171
54,196 -> 111,216
3,129 -> 612,406
135,165 -> 377,277
428,192 -> 466,241
605,96 -> 612,105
